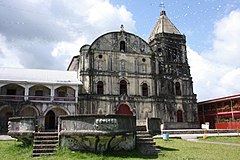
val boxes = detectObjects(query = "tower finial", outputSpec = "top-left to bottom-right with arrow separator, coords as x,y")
159,2 -> 165,11
120,24 -> 124,32
159,2 -> 166,16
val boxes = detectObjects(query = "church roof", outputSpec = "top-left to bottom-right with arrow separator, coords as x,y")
0,68 -> 82,85
148,10 -> 181,42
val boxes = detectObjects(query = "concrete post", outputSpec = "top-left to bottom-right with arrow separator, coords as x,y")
24,85 -> 29,101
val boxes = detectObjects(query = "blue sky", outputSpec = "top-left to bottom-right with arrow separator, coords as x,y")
0,0 -> 240,101
111,0 -> 240,53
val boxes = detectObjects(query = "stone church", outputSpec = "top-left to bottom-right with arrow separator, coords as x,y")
0,10 -> 198,132
68,10 -> 199,129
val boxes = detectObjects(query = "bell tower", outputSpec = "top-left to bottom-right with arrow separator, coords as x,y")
149,7 -> 198,127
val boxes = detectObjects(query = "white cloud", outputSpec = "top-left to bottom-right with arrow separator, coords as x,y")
51,37 -> 87,68
188,47 -> 231,101
209,10 -> 240,66
0,0 -> 135,69
0,34 -> 24,68
188,10 -> 240,101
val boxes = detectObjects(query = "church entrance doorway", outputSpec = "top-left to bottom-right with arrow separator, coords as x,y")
116,104 -> 133,116
177,110 -> 183,122
45,110 -> 55,131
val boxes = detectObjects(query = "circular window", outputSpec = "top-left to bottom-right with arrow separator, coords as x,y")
98,54 -> 103,59
142,58 -> 146,62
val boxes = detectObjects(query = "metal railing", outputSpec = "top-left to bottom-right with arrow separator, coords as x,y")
53,96 -> 76,102
0,95 -> 24,101
28,96 -> 51,101
0,95 -> 76,103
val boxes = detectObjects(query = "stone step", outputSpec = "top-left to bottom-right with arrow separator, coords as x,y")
136,134 -> 151,137
34,136 -> 58,140
136,125 -> 147,131
32,152 -> 55,157
155,148 -> 160,152
136,131 -> 160,156
136,133 -> 152,137
136,137 -> 153,140
142,148 -> 159,152
143,145 -> 158,149
137,148 -> 160,156
137,141 -> 156,145
137,136 -> 154,140
32,132 -> 59,157
136,136 -> 152,140
34,139 -> 58,144
139,143 -> 158,148
34,132 -> 58,135
136,131 -> 149,134
33,148 -> 57,153
33,144 -> 58,149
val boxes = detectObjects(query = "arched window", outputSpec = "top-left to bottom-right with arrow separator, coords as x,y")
142,83 -> 148,96
120,60 -> 125,71
98,61 -> 103,70
120,41 -> 125,52
175,82 -> 181,96
177,110 -> 183,122
97,81 -> 104,94
120,80 -> 127,95
35,90 -> 43,96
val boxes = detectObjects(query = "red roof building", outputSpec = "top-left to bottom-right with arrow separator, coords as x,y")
198,94 -> 240,129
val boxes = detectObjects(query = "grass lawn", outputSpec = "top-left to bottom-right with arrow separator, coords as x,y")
1,137 -> 240,160
200,136 -> 240,144
156,138 -> 240,160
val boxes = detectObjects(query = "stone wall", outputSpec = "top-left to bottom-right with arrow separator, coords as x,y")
146,118 -> 161,134
163,122 -> 199,129
8,117 -> 35,145
59,114 -> 136,152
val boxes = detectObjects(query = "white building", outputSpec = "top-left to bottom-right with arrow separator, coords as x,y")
0,68 -> 81,133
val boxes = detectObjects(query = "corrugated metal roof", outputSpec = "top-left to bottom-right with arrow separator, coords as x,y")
198,94 -> 240,104
0,68 -> 82,85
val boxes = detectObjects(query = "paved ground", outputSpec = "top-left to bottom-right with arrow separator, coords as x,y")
154,133 -> 240,147
0,135 -> 16,141
154,132 -> 240,139
186,138 -> 240,146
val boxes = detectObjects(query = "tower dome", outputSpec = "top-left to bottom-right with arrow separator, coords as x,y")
148,10 -> 181,42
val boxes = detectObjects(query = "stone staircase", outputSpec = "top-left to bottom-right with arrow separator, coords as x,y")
32,132 -> 59,157
136,126 -> 160,156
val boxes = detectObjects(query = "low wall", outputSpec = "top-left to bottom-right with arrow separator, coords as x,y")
163,122 -> 199,129
59,114 -> 136,152
136,120 -> 146,126
162,129 -> 238,134
8,117 -> 35,145
146,118 -> 161,135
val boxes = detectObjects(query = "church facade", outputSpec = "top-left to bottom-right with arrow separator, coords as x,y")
68,10 -> 199,129
0,10 -> 199,132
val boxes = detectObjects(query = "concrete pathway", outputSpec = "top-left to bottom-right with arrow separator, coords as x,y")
154,133 -> 240,147
186,138 -> 240,147
154,133 -> 240,139
0,135 -> 16,141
